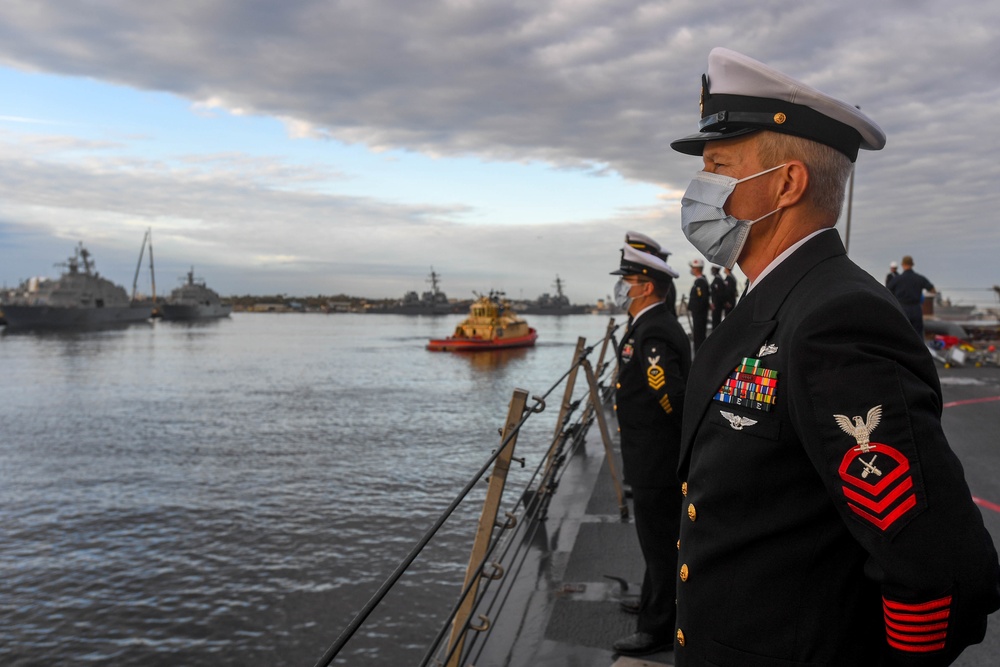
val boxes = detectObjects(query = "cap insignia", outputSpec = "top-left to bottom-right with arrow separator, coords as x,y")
773,112 -> 787,125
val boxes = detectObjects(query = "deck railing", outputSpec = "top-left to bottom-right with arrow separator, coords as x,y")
312,318 -> 623,667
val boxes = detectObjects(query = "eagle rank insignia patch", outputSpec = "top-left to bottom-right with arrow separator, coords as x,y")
646,353 -> 665,390
834,405 -> 921,532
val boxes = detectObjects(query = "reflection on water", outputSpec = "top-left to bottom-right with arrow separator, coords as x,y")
0,313 -> 614,666
457,346 -> 532,372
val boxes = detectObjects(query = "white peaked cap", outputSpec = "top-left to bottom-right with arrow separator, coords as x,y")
671,47 -> 886,162
611,244 -> 679,280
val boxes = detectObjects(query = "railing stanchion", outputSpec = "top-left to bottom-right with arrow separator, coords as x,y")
595,317 -> 617,379
581,358 -> 628,519
446,388 -> 530,667
547,336 -> 586,467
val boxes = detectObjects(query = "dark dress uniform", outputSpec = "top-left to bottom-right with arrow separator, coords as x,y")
723,272 -> 737,317
709,273 -> 726,330
889,268 -> 934,337
674,230 -> 1000,666
688,276 -> 710,351
664,280 -> 677,318
616,301 -> 692,643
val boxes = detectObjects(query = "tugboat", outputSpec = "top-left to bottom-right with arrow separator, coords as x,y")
159,268 -> 232,320
0,242 -> 153,330
427,291 -> 538,351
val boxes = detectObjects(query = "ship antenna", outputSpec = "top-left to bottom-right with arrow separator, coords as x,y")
132,229 -> 150,302
428,267 -> 440,294
148,229 -> 157,304
79,244 -> 93,274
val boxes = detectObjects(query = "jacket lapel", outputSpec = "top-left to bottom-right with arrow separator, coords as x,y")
678,229 -> 848,474
679,289 -> 776,472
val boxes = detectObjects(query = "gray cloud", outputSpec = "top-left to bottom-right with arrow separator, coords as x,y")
0,0 -> 997,304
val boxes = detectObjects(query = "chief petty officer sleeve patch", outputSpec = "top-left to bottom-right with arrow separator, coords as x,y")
834,405 -> 922,533
646,354 -> 665,390
645,347 -> 673,413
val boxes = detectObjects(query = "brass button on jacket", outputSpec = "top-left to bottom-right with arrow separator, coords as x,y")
687,503 -> 697,521
680,563 -> 689,581
676,628 -> 686,646
681,481 -> 688,496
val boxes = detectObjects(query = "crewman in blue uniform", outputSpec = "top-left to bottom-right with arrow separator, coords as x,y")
889,255 -> 936,337
609,239 -> 691,657
669,47 -> 999,666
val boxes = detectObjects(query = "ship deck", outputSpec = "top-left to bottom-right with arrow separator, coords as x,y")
476,362 -> 1000,667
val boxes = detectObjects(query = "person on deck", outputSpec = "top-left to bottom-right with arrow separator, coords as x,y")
722,267 -> 738,317
885,260 -> 899,287
889,255 -> 935,337
687,259 -> 709,351
609,241 -> 691,657
669,47 -> 999,666
709,266 -> 727,330
625,231 -> 677,317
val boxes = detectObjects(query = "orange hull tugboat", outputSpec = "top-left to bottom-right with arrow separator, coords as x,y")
427,291 -> 538,352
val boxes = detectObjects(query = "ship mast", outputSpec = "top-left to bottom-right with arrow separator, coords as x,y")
132,228 -> 156,303
553,275 -> 565,298
427,267 -> 441,295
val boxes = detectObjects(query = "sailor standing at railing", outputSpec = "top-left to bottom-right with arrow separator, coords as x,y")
624,230 -> 678,317
609,236 -> 691,657
669,47 -> 1000,666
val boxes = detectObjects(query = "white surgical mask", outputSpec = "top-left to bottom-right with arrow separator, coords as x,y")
613,278 -> 634,310
680,163 -> 786,269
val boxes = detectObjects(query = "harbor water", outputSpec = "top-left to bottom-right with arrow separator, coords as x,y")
0,313 -> 617,666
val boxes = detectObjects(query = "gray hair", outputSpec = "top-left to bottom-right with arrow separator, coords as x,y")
754,131 -> 853,219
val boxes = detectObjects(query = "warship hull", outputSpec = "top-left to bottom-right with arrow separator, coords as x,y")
159,303 -> 233,321
1,303 -> 152,331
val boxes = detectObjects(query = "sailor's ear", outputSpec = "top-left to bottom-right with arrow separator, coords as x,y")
775,161 -> 808,208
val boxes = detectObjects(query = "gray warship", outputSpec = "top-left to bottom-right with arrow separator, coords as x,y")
378,268 -> 461,314
518,275 -> 589,315
159,267 -> 232,321
1,243 -> 153,331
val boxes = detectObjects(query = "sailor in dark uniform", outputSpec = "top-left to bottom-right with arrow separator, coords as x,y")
669,47 -> 1000,666
687,259 -> 710,351
625,230 -> 677,317
610,242 -> 691,657
709,266 -> 726,330
885,260 -> 899,287
888,255 -> 936,337
722,267 -> 738,316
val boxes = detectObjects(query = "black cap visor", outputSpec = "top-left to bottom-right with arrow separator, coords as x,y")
670,127 -> 758,156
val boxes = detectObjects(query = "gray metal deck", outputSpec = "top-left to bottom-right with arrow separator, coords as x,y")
473,362 -> 1000,667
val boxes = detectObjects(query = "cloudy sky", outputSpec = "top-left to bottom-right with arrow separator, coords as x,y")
0,0 -> 997,307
